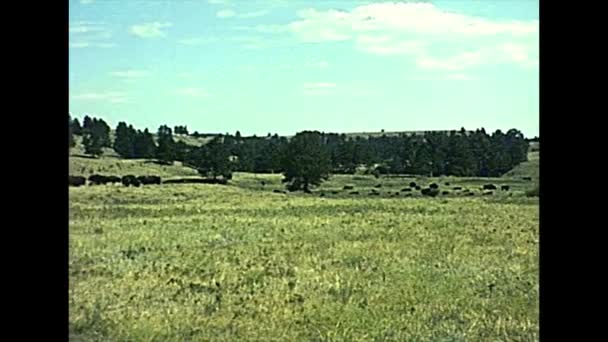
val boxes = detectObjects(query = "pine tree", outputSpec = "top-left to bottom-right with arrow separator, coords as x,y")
156,125 -> 175,164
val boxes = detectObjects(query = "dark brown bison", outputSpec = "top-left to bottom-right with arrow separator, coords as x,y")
68,175 -> 86,187
122,175 -> 140,187
409,182 -> 417,188
501,185 -> 510,191
483,184 -> 497,190
429,183 -> 439,189
137,175 -> 162,185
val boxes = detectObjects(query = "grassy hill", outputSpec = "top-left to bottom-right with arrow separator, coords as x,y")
502,151 -> 539,180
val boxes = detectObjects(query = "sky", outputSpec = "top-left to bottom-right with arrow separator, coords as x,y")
69,0 -> 539,138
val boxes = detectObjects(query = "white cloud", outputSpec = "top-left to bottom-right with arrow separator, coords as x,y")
80,0 -> 94,4
177,72 -> 195,78
110,70 -> 151,78
283,2 -> 538,70
208,0 -> 229,4
71,91 -> 127,103
217,10 -> 236,18
174,87 -> 210,98
178,37 -> 218,45
130,22 -> 172,38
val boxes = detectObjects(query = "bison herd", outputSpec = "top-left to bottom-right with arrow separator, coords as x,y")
69,174 -> 162,187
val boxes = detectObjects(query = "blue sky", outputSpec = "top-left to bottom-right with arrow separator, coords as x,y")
69,0 -> 539,137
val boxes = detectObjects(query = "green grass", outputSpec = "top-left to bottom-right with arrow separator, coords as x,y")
70,174 -> 539,341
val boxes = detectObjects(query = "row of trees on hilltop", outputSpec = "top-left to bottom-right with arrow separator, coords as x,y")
69,115 -> 530,190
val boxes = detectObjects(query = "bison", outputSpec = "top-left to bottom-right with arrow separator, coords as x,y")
343,185 -> 354,190
482,191 -> 493,196
68,175 -> 86,187
401,188 -> 412,192
429,183 -> 439,189
88,174 -> 108,185
349,191 -> 359,195
421,188 -> 439,197
137,175 -> 162,185
483,184 -> 497,190
501,185 -> 510,191
122,175 -> 140,187
453,186 -> 462,191
409,182 -> 417,188
442,191 -> 450,195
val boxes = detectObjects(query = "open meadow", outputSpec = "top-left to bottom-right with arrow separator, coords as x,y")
69,160 -> 539,341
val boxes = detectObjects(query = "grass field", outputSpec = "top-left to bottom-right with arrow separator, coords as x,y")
69,167 -> 539,340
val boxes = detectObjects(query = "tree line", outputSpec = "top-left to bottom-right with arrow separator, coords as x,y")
69,114 -> 530,190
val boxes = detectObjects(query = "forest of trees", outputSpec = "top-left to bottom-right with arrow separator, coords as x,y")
69,115 -> 530,180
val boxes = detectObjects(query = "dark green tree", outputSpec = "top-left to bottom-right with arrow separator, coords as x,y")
82,131 -> 103,156
71,117 -> 82,135
134,128 -> 157,159
281,131 -> 331,192
113,122 -> 135,158
156,125 -> 175,164
69,114 -> 75,149
197,136 -> 233,179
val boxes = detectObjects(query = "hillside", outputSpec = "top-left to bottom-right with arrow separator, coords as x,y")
502,151 -> 539,180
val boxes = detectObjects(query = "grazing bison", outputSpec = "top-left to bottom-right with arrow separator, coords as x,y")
421,188 -> 439,197
331,190 -> 339,194
260,181 -> 266,186
429,183 -> 439,189
442,191 -> 450,195
415,186 -> 421,190
349,191 -> 359,195
501,185 -> 510,191
343,185 -> 354,190
122,175 -> 140,187
88,174 -> 109,185
106,176 -> 121,184
409,182 -> 417,188
465,192 -> 475,196
137,175 -> 162,185
370,189 -> 380,196
522,177 -> 532,181
401,188 -> 412,192
453,187 -> 462,191
403,193 -> 412,197
482,191 -> 493,196
374,184 -> 382,188
444,182 -> 450,186
68,175 -> 86,187
483,184 -> 497,190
